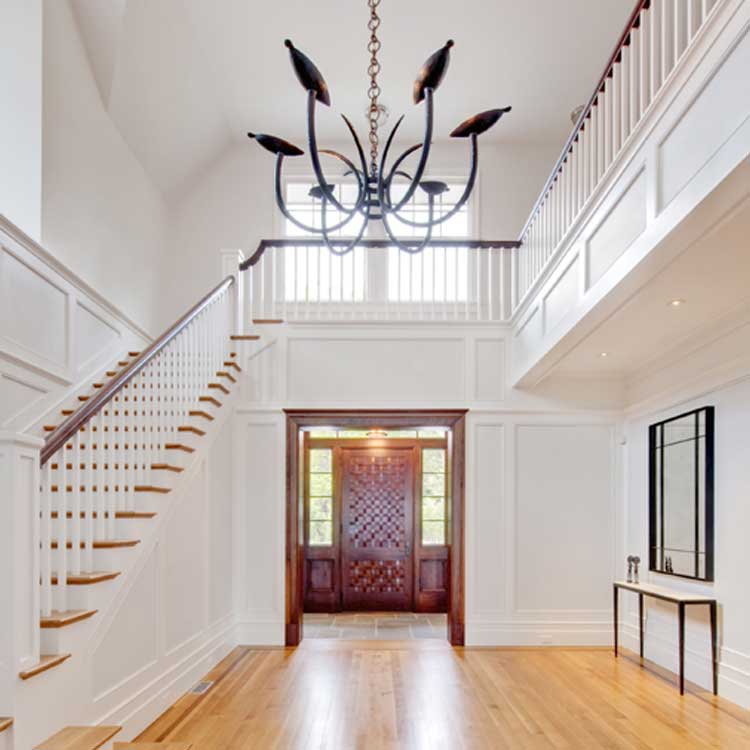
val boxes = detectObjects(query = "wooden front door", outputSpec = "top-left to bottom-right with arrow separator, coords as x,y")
340,447 -> 415,611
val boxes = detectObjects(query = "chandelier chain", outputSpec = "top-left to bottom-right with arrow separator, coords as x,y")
367,0 -> 382,175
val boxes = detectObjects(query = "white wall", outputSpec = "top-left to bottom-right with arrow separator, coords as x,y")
0,0 -> 43,240
621,327 -> 750,708
232,325 -> 622,648
41,0 -> 167,335
162,140 -> 559,329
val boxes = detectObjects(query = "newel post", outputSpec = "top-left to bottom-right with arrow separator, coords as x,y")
221,249 -> 245,335
0,432 -> 44,713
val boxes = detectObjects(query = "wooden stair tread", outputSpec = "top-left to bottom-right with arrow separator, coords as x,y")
199,396 -> 221,408
19,653 -> 71,680
41,609 -> 98,629
178,426 -> 205,436
51,571 -> 120,585
49,511 -> 157,520
0,717 -> 13,733
35,725 -> 121,749
113,744 -> 192,749
224,360 -> 241,372
151,463 -> 184,472
50,485 -> 170,493
188,410 -> 214,421
215,371 -> 237,383
207,382 -> 229,395
49,539 -> 140,549
230,334 -> 260,341
252,318 -> 284,324
165,443 -> 194,453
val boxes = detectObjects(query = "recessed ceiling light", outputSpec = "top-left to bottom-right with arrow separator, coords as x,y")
668,299 -> 686,307
600,352 -> 609,358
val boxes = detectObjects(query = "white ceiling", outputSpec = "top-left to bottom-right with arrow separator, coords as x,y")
551,196 -> 750,381
69,0 -> 632,194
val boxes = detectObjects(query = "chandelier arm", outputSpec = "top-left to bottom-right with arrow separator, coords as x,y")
385,133 -> 479,228
318,148 -> 366,202
307,91 -> 363,215
320,196 -> 371,256
385,87 -> 435,213
274,153 -> 361,235
340,114 -> 370,184
379,194 -> 436,254
380,143 -> 423,211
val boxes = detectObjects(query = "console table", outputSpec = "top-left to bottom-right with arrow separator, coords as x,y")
613,580 -> 718,695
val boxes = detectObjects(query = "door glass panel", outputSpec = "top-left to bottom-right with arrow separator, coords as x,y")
421,448 -> 446,545
308,448 -> 333,546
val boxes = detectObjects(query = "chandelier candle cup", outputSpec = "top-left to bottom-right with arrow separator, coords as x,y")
247,1 -> 512,255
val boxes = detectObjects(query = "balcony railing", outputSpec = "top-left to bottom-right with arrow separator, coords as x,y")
240,239 -> 519,323
515,0 -> 721,310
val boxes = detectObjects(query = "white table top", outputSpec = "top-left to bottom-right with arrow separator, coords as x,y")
614,580 -> 716,603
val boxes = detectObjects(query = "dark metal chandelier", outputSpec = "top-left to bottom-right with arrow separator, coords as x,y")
247,0 -> 511,255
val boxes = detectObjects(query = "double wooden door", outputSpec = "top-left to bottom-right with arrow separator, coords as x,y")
341,447 -> 414,610
304,439 -> 449,613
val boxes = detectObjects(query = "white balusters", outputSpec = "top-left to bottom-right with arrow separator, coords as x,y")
514,0 -> 714,306
38,279 -> 236,617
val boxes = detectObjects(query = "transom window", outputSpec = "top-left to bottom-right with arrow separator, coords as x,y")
280,178 -> 472,303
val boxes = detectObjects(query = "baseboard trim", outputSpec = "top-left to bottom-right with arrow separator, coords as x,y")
466,620 -> 612,647
622,623 -> 750,709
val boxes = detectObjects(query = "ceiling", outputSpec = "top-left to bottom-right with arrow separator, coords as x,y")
550,193 -> 750,382
68,0 -> 632,194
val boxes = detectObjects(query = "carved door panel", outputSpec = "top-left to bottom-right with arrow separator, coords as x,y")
341,447 -> 415,611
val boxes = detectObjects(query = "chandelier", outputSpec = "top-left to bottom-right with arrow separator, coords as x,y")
247,0 -> 511,255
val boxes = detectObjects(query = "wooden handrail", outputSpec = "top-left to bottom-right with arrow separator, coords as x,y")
239,238 -> 521,271
41,275 -> 235,465
517,0 -> 651,240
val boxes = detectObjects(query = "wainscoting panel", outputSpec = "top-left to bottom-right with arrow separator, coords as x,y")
164,462 -> 209,653
587,170 -> 647,287
92,547 -> 159,699
542,254 -> 580,335
659,27 -> 750,210
514,424 -> 615,613
0,245 -> 68,371
286,337 -> 465,403
473,339 -> 505,402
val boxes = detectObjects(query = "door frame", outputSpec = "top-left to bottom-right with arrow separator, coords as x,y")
284,409 -> 467,646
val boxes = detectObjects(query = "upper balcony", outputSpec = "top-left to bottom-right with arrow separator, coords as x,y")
239,0 -> 750,386
510,0 -> 750,388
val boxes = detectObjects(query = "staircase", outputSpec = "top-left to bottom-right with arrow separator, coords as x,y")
0,265 -> 278,749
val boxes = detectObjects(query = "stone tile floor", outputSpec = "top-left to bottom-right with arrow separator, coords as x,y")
303,612 -> 447,640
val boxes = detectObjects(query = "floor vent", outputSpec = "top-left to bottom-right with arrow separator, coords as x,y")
190,680 -> 214,695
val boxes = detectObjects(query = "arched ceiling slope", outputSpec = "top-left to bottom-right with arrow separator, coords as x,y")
68,0 -> 632,196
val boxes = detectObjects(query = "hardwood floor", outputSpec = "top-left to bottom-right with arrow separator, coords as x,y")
137,643 -> 750,749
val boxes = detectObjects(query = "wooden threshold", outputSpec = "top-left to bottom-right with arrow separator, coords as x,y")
19,654 -> 71,680
34,725 -> 121,749
40,609 -> 98,629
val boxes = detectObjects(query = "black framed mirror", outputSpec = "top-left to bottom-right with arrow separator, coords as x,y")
649,406 -> 714,581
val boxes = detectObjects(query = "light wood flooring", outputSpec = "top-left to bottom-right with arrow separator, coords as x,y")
136,642 -> 750,749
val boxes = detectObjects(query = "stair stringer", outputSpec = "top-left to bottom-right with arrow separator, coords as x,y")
11,371 -> 244,750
